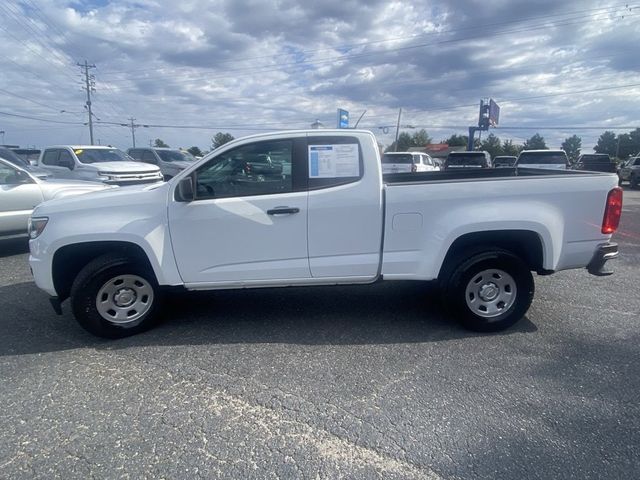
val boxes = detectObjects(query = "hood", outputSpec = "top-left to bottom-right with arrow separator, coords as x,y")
91,161 -> 161,173
34,181 -> 169,216
38,179 -> 113,201
25,166 -> 53,179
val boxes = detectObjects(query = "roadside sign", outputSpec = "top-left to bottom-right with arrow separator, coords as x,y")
337,109 -> 349,129
489,99 -> 500,127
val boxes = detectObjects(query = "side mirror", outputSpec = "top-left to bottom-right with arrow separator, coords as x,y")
176,176 -> 194,202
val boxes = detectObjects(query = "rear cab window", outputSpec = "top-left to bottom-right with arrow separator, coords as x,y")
382,153 -> 413,164
446,152 -> 487,166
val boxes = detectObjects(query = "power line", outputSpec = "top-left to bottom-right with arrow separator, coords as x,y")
0,110 -> 85,125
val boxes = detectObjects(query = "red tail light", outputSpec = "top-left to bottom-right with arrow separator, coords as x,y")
602,187 -> 623,234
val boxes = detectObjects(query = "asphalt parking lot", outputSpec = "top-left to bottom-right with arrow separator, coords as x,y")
1,189 -> 639,479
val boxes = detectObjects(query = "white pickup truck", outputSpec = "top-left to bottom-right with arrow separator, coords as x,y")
28,130 -> 623,338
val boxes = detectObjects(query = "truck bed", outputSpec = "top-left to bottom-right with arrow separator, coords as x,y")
383,167 -> 611,185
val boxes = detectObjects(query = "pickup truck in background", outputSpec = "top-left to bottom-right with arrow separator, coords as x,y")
28,130 -> 622,338
574,154 -> 617,173
127,147 -> 196,180
444,151 -> 492,169
37,145 -> 164,186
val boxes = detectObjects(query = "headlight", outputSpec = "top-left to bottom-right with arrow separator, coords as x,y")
28,217 -> 49,239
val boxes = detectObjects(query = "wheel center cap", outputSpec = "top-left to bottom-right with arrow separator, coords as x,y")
479,283 -> 499,301
114,288 -> 136,307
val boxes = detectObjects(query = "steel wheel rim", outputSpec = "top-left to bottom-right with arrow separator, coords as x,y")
95,274 -> 154,324
464,268 -> 517,318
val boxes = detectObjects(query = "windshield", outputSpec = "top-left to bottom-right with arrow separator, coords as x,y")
156,150 -> 195,163
382,153 -> 413,164
447,153 -> 486,166
0,148 -> 29,167
74,148 -> 131,164
518,151 -> 568,165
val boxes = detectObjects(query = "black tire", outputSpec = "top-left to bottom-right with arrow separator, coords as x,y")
441,248 -> 534,332
70,253 -> 161,338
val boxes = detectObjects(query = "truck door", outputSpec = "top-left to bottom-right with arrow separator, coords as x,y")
168,137 -> 310,285
306,134 -> 383,279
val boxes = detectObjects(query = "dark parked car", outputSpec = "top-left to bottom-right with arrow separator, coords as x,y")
444,151 -> 492,169
618,156 -> 640,188
493,155 -> 517,168
574,153 -> 617,173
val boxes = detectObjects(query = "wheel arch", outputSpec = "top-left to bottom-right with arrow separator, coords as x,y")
52,241 -> 158,302
437,230 -> 547,282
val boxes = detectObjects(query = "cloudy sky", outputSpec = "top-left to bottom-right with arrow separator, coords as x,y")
0,0 -> 639,151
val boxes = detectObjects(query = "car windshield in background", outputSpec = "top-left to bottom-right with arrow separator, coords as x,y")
75,148 -> 130,164
518,152 -> 567,165
447,153 -> 485,165
0,148 -> 29,167
157,150 -> 195,163
382,154 -> 413,164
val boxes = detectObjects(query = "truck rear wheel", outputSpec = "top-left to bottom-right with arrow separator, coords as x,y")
442,248 -> 534,332
70,254 -> 160,338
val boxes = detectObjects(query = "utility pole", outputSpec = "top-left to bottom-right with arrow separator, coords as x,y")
120,118 -> 148,147
77,60 -> 96,145
394,108 -> 402,152
129,117 -> 136,147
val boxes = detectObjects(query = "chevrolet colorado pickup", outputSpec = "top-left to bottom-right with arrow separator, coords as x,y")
28,130 -> 622,338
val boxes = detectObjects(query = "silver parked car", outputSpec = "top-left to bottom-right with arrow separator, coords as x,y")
127,147 -> 196,180
0,158 -> 110,239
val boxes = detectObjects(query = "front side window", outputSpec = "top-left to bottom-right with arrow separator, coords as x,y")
58,150 -> 74,166
141,151 -> 157,164
42,149 -> 59,166
194,140 -> 293,200
74,148 -> 130,164
0,162 -> 18,184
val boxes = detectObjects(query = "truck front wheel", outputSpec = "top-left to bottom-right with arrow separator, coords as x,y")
70,254 -> 161,338
442,249 -> 534,332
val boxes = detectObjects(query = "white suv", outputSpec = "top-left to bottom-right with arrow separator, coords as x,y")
381,152 -> 439,174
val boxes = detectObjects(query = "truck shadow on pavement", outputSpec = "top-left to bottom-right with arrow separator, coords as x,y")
0,280 -> 537,356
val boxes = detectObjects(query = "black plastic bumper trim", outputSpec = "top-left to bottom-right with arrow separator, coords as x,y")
587,242 -> 618,276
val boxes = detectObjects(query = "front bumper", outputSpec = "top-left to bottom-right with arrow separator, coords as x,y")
587,242 -> 618,276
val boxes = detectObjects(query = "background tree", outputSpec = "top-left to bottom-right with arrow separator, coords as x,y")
501,139 -> 522,156
443,134 -> 468,146
561,135 -> 582,163
385,131 -> 413,152
594,131 -> 617,157
411,129 -> 432,147
523,133 -> 547,150
187,146 -> 203,157
211,132 -> 235,149
480,133 -> 502,158
153,138 -> 169,148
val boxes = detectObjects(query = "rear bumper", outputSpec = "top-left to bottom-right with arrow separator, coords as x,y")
587,242 -> 618,276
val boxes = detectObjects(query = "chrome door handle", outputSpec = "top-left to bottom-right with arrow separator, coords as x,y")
267,207 -> 300,215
